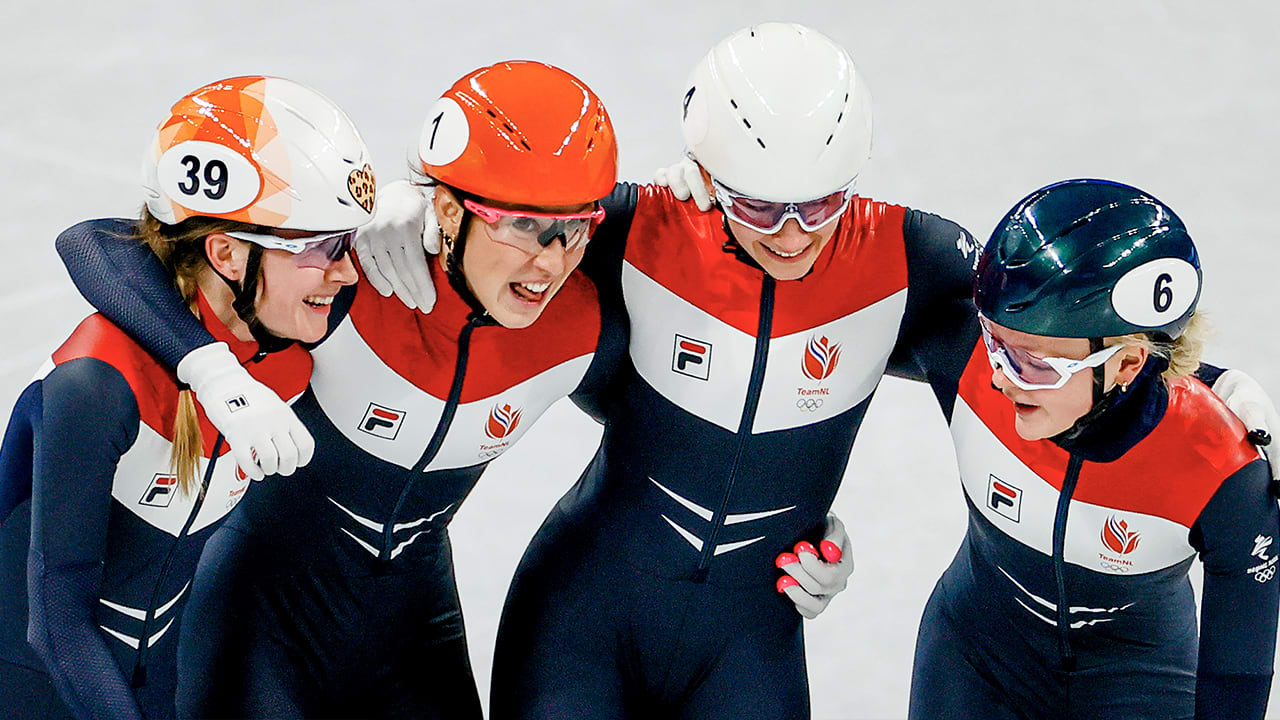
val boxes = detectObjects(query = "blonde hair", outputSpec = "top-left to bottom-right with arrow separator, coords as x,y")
134,210 -> 258,496
1108,311 -> 1210,381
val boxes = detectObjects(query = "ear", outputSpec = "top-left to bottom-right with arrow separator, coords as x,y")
433,185 -> 465,242
205,233 -> 249,280
1111,344 -> 1150,388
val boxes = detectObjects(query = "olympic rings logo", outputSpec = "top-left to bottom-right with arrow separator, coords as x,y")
1099,562 -> 1130,574
796,398 -> 824,411
478,449 -> 503,460
1254,566 -> 1276,583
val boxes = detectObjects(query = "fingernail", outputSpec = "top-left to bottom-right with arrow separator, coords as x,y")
794,541 -> 818,558
776,575 -> 799,593
820,540 -> 843,564
775,552 -> 799,569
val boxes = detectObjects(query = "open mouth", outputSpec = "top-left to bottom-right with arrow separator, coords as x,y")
510,280 -> 551,304
303,294 -> 335,310
762,243 -> 810,260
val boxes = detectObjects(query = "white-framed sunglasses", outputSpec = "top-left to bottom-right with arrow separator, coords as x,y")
979,316 -> 1124,391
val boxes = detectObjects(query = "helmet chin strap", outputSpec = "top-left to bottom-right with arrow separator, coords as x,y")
441,217 -> 497,324
1054,337 -> 1121,443
212,244 -> 295,355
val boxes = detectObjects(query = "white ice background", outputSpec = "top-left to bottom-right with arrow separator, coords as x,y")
1,2 -> 1278,718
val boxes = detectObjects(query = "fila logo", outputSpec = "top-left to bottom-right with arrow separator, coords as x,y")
225,395 -> 249,413
359,403 -> 405,440
801,335 -> 842,381
672,334 -> 712,380
140,473 -> 178,507
1101,516 -> 1141,556
987,475 -> 1021,522
485,403 -> 523,440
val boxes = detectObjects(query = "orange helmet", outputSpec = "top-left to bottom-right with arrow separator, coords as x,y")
418,61 -> 617,206
143,76 -> 374,231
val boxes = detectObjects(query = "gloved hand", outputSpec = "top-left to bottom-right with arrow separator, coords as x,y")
353,179 -> 440,312
774,513 -> 854,619
1212,369 -> 1279,483
653,156 -> 714,212
177,343 -> 314,480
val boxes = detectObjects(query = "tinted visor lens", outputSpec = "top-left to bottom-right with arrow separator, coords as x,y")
717,183 -> 851,234
979,321 -> 1070,389
292,230 -> 356,269
463,199 -> 604,255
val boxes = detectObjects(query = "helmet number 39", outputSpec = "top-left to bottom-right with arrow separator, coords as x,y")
177,155 -> 227,199
156,140 -> 262,215
1111,258 -> 1200,328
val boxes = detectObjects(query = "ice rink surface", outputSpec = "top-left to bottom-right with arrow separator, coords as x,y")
2,1 -> 1278,717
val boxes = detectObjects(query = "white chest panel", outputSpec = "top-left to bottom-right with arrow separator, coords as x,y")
111,424 -> 250,536
310,317 -> 592,471
622,261 -> 906,434
950,397 -> 1196,576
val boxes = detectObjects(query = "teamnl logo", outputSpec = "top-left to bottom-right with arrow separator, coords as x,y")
1098,515 -> 1140,572
796,334 -> 840,411
480,403 -> 522,459
672,334 -> 711,381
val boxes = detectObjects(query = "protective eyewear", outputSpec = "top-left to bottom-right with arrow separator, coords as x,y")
713,180 -> 854,234
463,199 -> 605,255
225,229 -> 357,269
979,316 -> 1123,391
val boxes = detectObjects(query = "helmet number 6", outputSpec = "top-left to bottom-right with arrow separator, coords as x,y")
1153,272 -> 1174,313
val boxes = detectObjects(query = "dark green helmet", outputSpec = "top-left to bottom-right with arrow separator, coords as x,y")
975,178 -> 1201,340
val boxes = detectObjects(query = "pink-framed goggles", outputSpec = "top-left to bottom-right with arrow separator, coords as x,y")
225,229 -> 357,269
713,180 -> 854,234
463,199 -> 606,255
979,315 -> 1123,391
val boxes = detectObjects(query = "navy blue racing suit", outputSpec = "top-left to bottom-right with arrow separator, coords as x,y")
488,184 -> 979,719
0,219 -> 310,720
56,218 -> 624,718
907,337 -> 1278,720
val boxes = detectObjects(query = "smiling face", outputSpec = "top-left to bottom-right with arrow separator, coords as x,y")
436,187 -> 590,329
253,247 -> 358,343
986,321 -> 1148,441
201,230 -> 359,344
726,215 -> 841,281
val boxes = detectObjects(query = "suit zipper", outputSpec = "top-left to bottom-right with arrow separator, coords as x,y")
1052,453 -> 1084,672
692,275 -> 775,581
379,316 -> 480,562
131,434 -> 222,687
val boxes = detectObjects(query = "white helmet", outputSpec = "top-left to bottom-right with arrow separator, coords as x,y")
143,76 -> 375,232
681,23 -> 873,202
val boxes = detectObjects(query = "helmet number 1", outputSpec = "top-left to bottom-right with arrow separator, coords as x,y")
178,155 -> 229,200
1153,273 -> 1174,313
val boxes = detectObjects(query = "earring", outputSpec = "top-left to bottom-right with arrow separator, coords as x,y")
440,229 -> 454,252
1119,382 -> 1129,393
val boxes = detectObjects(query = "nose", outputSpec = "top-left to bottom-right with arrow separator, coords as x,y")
532,239 -> 568,276
326,250 -> 359,285
990,363 -> 1015,391
770,218 -> 810,248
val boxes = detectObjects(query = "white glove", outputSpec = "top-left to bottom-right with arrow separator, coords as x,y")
775,513 -> 854,619
1212,369 -> 1280,483
178,343 -> 314,480
353,179 -> 439,312
654,156 -> 714,212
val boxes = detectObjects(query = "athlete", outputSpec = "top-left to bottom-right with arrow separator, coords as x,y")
55,61 -> 621,719
0,76 -> 371,720
354,24 -> 1278,718
906,179 -> 1278,720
